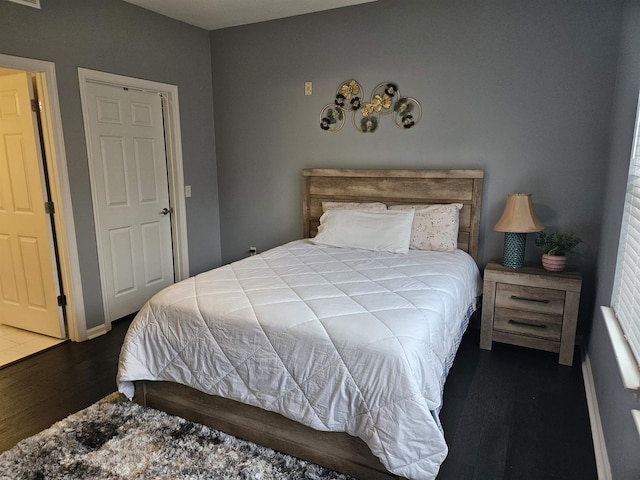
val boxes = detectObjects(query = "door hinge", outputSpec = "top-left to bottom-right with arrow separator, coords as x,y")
31,99 -> 39,112
57,295 -> 67,307
44,201 -> 55,214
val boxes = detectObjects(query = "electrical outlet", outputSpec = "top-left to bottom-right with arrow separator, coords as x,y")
249,247 -> 257,256
304,81 -> 312,96
185,185 -> 192,197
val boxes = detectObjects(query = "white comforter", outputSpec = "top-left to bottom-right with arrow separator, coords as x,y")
117,240 -> 481,479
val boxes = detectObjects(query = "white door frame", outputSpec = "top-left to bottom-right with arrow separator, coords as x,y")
0,53 -> 86,341
78,68 -> 189,331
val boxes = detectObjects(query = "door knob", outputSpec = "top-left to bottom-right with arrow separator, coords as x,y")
159,207 -> 172,216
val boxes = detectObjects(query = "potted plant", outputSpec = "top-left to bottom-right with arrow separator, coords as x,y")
535,231 -> 582,272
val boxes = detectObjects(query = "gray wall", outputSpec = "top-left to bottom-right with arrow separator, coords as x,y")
0,0 -> 221,328
212,0 -> 640,476
589,1 -> 640,478
2,0 -> 637,475
210,0 -> 621,336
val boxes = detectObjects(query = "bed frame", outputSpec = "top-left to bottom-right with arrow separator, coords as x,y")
134,168 -> 484,480
303,168 -> 483,261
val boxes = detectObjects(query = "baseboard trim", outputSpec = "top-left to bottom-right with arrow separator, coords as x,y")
85,323 -> 109,340
581,346 -> 612,480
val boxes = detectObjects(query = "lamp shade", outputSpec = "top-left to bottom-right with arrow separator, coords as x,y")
494,193 -> 544,233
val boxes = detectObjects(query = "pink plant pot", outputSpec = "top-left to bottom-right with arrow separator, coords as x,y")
542,254 -> 567,272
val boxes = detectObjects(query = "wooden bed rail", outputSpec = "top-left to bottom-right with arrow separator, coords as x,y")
134,380 -> 404,480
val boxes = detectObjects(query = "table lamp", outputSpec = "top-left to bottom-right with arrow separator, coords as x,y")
494,193 -> 544,269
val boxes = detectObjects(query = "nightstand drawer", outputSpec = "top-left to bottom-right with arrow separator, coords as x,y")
495,283 -> 565,315
494,307 -> 562,341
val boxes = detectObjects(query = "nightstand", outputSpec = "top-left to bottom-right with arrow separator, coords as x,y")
480,261 -> 582,366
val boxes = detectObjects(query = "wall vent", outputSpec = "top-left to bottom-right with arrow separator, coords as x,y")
8,0 -> 41,8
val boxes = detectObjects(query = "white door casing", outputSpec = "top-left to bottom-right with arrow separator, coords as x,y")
0,72 -> 66,338
76,68 -> 188,333
83,81 -> 175,322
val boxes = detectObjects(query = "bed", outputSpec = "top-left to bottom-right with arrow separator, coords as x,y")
117,168 -> 484,480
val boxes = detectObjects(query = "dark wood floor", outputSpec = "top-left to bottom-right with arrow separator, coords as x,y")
0,315 -> 134,454
439,320 -> 597,480
0,315 -> 596,480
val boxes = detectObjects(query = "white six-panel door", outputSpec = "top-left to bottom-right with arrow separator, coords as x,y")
0,72 -> 66,338
84,82 -> 174,321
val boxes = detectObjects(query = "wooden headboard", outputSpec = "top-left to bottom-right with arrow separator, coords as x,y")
303,169 -> 484,261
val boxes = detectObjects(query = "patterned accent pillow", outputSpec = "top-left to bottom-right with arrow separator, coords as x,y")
322,201 -> 387,212
388,203 -> 463,252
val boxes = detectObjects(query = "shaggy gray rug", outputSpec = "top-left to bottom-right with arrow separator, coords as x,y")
0,393 -> 354,480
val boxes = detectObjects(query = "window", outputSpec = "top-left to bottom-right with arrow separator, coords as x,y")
605,92 -> 640,391
612,134 -> 640,365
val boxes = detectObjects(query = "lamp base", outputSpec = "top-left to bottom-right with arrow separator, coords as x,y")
502,232 -> 526,269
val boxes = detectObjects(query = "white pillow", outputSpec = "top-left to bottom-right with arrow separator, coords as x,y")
322,201 -> 387,212
311,208 -> 414,254
388,204 -> 462,252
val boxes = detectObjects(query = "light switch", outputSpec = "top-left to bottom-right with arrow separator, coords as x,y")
185,185 -> 191,197
304,81 -> 312,96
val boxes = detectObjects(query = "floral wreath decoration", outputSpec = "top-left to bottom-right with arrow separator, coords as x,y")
320,79 -> 422,133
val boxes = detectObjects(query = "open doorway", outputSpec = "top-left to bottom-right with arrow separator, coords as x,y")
0,70 -> 66,337
0,67 -> 67,365
0,54 -> 86,359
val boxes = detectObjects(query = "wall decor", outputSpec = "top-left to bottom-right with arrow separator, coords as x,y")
320,79 -> 422,133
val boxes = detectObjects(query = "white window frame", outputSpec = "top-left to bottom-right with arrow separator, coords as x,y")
603,91 -> 640,393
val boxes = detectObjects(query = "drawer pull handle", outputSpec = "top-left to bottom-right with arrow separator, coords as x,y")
509,319 -> 547,329
510,295 -> 550,304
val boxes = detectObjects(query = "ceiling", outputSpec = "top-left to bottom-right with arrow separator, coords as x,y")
121,0 -> 378,31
